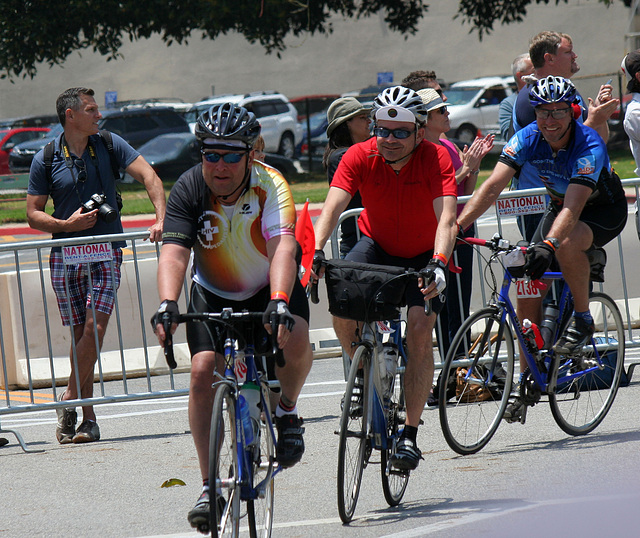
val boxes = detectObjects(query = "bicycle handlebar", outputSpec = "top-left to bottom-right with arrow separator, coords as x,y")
461,234 -> 548,291
163,310 -> 284,369
309,258 -> 438,316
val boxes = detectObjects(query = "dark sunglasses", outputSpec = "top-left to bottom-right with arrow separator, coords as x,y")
74,158 -> 87,182
373,126 -> 416,139
534,107 -> 571,120
436,106 -> 448,115
201,151 -> 247,164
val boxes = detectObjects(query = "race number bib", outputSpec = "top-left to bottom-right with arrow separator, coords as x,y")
515,278 -> 541,298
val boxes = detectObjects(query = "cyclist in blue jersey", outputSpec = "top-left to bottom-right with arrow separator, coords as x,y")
511,31 -> 618,242
458,76 -> 627,418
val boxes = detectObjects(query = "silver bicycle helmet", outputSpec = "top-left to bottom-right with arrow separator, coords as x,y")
372,86 -> 429,124
195,103 -> 261,148
529,76 -> 578,107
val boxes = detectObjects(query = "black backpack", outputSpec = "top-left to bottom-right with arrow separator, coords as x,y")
43,129 -> 122,184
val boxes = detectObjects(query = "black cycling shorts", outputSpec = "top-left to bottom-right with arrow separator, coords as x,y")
186,279 -> 310,356
345,235 -> 447,315
532,197 -> 628,248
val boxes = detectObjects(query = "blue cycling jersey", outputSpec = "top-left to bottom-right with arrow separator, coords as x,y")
499,121 -> 624,206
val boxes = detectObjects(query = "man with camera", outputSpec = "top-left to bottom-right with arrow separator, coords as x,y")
26,87 -> 165,444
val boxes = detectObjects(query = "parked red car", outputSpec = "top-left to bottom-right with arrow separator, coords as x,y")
0,127 -> 51,175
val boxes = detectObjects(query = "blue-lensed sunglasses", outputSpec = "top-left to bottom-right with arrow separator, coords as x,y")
373,126 -> 416,139
201,151 -> 247,164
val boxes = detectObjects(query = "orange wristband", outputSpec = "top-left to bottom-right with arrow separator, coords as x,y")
270,291 -> 290,304
543,239 -> 557,252
433,253 -> 448,265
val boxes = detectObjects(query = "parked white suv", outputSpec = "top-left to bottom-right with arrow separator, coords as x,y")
445,76 -> 516,144
185,92 -> 303,159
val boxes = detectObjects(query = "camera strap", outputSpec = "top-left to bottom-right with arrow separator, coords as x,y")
61,135 -> 88,208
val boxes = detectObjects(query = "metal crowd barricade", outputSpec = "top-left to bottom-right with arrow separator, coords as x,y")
0,231 -> 190,452
330,179 -> 640,380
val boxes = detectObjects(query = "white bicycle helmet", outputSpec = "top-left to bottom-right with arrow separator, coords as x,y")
372,86 -> 429,124
529,76 -> 578,107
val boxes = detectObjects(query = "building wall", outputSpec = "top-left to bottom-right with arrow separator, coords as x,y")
0,0 -> 630,119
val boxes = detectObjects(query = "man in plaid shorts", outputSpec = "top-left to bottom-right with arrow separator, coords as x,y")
26,87 -> 166,444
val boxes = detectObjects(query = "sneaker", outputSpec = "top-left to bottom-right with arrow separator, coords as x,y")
389,436 -> 423,471
187,490 -> 209,530
55,396 -> 77,445
0,437 -> 8,447
72,420 -> 100,443
275,414 -> 305,468
554,316 -> 595,355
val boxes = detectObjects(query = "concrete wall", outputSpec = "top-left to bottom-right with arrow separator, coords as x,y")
0,1 -> 631,119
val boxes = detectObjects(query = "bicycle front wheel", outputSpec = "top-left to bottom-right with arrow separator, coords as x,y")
247,382 -> 275,538
549,292 -> 625,435
381,351 -> 409,506
337,344 -> 370,524
209,383 -> 241,538
439,307 -> 515,455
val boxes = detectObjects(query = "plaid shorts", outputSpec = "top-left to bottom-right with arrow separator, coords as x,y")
49,248 -> 123,326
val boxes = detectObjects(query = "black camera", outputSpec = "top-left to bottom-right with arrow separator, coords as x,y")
82,193 -> 118,224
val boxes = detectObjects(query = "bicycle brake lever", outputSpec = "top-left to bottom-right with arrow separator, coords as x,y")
309,279 -> 319,304
162,313 -> 177,369
269,312 -> 285,367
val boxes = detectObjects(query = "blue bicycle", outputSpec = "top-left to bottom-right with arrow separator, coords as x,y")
321,259 -> 425,522
164,308 -> 283,537
438,235 -> 625,455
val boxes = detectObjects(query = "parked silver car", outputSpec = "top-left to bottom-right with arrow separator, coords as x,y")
185,91 -> 303,159
445,76 -> 516,144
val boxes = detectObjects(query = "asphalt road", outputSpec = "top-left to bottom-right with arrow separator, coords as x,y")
2,349 -> 640,538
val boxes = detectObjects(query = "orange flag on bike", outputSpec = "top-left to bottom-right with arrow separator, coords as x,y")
296,200 -> 315,287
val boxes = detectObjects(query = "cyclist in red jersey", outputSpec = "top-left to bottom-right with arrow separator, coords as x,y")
313,86 -> 458,471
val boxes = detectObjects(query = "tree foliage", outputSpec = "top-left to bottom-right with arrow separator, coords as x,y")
456,0 -> 617,39
0,0 -> 621,79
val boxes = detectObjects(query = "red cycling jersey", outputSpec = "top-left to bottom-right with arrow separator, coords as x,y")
331,137 -> 457,258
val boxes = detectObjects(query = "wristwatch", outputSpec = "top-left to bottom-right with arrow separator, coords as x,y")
544,237 -> 560,250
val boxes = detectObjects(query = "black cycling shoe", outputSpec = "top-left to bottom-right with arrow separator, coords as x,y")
341,370 -> 364,417
503,397 -> 526,424
503,384 -> 527,424
389,436 -> 423,471
188,490 -> 226,534
187,490 -> 210,531
275,414 -> 305,468
553,316 -> 595,355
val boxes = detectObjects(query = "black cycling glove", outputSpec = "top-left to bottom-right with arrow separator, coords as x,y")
263,299 -> 296,332
420,259 -> 447,293
150,299 -> 180,332
524,241 -> 555,280
312,249 -> 326,275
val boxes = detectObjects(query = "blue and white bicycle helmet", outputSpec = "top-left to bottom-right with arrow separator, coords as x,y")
529,76 -> 578,108
372,86 -> 429,124
195,103 -> 261,148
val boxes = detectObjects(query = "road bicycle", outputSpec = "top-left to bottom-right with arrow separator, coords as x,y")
438,234 -> 625,455
162,308 -> 284,537
319,258 -> 428,523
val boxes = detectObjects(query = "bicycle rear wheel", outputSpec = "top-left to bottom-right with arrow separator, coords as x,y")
549,292 -> 625,435
337,344 -> 370,523
439,307 -> 515,455
247,382 -> 275,538
210,383 -> 241,538
381,352 -> 409,506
